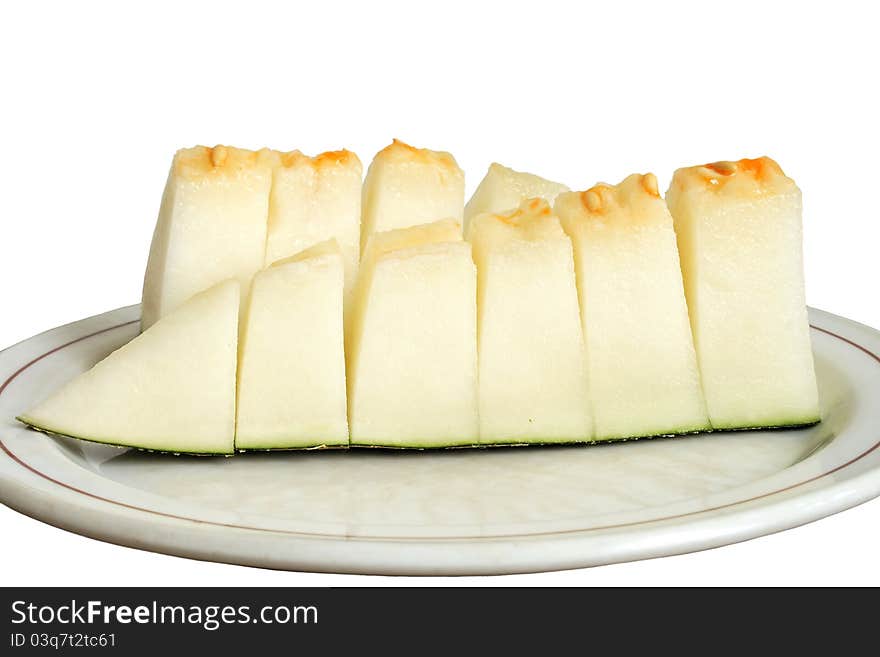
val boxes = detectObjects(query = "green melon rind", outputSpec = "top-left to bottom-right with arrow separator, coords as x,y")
478,435 -> 616,446
592,418 -> 820,442
16,416 -> 234,456
18,415 -> 822,455
350,418 -> 821,449
350,427 -> 705,449
708,416 -> 822,432
236,441 -> 348,452
349,436 -> 666,450
349,439 -> 480,449
592,423 -> 712,443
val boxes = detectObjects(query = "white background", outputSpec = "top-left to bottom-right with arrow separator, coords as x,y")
1,1 -> 878,586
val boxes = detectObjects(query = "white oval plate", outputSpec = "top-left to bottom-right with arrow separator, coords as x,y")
1,306 -> 879,576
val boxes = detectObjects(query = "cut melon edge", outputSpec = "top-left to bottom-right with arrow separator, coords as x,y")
708,417 -> 821,432
235,440 -> 349,451
18,412 -> 822,454
16,416 -> 234,456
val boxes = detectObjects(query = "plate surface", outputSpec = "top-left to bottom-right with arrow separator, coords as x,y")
1,305 -> 879,575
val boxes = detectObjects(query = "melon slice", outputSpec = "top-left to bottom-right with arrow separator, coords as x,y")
464,162 -> 568,234
347,221 -> 478,447
141,145 -> 272,330
18,280 -> 239,454
468,199 -> 591,444
360,139 -> 465,252
236,240 -> 349,450
666,157 -> 820,429
262,149 -> 362,309
555,174 -> 710,440
346,218 -> 463,352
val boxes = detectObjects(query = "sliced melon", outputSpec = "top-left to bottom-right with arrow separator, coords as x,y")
555,174 -> 710,440
141,145 -> 272,330
347,222 -> 478,447
360,139 -> 464,252
666,157 -> 820,429
236,240 -> 349,450
19,280 -> 239,454
468,199 -> 591,444
346,218 -> 463,354
464,162 -> 568,233
262,149 -> 362,309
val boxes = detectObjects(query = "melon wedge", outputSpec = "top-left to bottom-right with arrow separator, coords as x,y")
262,149 -> 362,309
346,218 -> 463,353
469,199 -> 591,444
360,139 -> 464,252
347,221 -> 478,447
18,280 -> 239,454
236,240 -> 349,450
464,162 -> 568,233
555,174 -> 710,440
141,145 -> 272,330
666,157 -> 820,429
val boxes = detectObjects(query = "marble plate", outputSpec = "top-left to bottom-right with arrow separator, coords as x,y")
1,305 -> 878,575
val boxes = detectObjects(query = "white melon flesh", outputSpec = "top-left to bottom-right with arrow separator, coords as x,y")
141,145 -> 272,330
464,163 -> 568,234
346,218 -> 463,353
469,199 -> 591,443
19,280 -> 239,454
236,241 -> 349,449
262,149 -> 362,309
555,175 -> 710,440
360,139 -> 464,252
666,157 -> 820,429
348,222 -> 478,447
